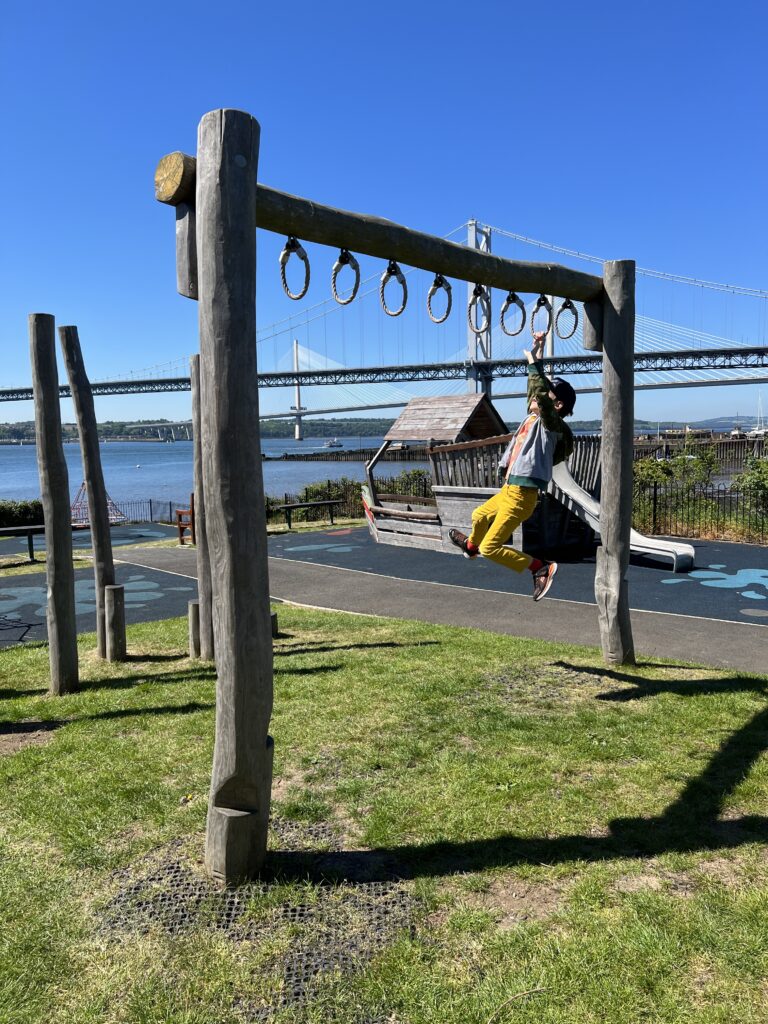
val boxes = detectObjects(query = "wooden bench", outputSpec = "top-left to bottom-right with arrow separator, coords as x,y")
0,524 -> 47,562
176,494 -> 196,545
0,522 -> 106,562
272,499 -> 341,530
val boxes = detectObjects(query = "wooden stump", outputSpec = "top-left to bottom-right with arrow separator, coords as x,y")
29,313 -> 79,695
59,325 -> 119,659
197,109 -> 274,883
105,585 -> 127,662
594,261 -> 636,665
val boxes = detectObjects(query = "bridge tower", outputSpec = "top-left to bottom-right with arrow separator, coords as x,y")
290,338 -> 306,441
467,220 -> 492,397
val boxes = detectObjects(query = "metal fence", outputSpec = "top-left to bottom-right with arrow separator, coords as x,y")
633,482 -> 767,544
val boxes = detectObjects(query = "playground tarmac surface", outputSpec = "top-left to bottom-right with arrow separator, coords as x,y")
2,524 -> 766,673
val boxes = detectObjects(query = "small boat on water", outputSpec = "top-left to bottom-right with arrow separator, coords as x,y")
746,394 -> 766,439
323,438 -> 343,449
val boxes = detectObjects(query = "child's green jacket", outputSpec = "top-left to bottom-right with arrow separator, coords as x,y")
498,361 -> 574,490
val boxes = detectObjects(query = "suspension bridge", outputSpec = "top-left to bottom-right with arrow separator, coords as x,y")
3,222 -> 766,419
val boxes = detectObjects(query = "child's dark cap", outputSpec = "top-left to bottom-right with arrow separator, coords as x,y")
551,378 -> 576,416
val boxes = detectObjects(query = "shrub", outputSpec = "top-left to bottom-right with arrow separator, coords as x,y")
0,499 -> 44,528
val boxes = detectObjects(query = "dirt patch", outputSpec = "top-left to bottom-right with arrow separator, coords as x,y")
0,719 -> 60,756
465,876 -> 566,929
613,860 -> 696,896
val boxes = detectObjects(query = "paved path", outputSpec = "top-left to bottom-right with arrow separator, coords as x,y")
106,527 -> 767,674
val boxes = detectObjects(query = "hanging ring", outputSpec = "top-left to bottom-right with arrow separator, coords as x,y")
555,298 -> 579,340
331,249 -> 361,305
427,274 -> 452,324
467,284 -> 491,335
530,294 -> 553,337
500,291 -> 526,336
278,236 -> 310,300
380,260 -> 408,317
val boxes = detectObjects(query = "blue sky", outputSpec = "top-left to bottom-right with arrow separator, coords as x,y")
1,0 -> 766,428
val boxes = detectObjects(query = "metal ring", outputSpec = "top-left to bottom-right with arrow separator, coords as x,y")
427,274 -> 452,324
379,261 -> 408,317
331,249 -> 361,305
555,298 -> 579,340
467,284 -> 490,335
500,291 -> 526,336
278,236 -> 310,300
530,294 -> 552,337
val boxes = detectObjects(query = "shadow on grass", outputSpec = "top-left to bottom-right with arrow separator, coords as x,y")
267,693 -> 768,883
552,661 -> 768,701
0,700 -> 212,736
78,667 -> 216,693
0,686 -> 48,699
274,641 -> 439,657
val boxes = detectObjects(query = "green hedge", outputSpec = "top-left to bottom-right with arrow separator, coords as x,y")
0,499 -> 44,528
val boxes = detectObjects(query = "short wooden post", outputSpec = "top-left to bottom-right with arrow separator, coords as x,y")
271,611 -> 278,638
189,599 -> 201,658
190,355 -> 214,660
29,313 -> 79,695
198,109 -> 273,883
59,325 -> 120,659
594,260 -> 636,665
105,585 -> 126,662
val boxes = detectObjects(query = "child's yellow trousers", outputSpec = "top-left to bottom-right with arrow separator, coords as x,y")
467,484 -> 539,573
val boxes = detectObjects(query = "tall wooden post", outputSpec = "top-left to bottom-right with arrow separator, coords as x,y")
59,325 -> 121,659
190,355 -> 214,660
197,109 -> 273,883
594,261 -> 636,664
29,314 -> 79,695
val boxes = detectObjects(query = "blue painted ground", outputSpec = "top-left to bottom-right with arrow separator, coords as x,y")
268,527 -> 768,626
0,525 -> 193,646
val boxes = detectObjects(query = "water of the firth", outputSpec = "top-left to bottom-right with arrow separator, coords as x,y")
0,438 -> 429,504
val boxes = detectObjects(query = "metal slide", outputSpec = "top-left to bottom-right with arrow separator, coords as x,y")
550,462 -> 695,572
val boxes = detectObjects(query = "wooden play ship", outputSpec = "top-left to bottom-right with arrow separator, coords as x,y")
361,393 -> 585,558
361,394 -> 694,570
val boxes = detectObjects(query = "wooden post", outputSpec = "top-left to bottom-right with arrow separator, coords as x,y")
105,585 -> 126,662
176,202 -> 198,300
189,599 -> 201,658
582,297 -> 604,352
29,314 -> 79,695
59,325 -> 120,659
190,355 -> 214,660
197,109 -> 273,883
594,261 -> 636,664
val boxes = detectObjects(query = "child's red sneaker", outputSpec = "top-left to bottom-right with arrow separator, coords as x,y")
449,529 -> 478,559
532,561 -> 558,601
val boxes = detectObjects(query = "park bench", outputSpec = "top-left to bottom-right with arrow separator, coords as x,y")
0,524 -> 47,562
272,499 -> 341,530
0,523 -> 92,563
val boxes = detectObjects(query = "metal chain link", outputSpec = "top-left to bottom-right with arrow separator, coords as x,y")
500,291 -> 526,336
331,249 -> 361,306
555,298 -> 579,340
530,294 -> 552,337
278,236 -> 310,300
379,261 -> 408,317
426,274 -> 452,324
467,284 -> 491,335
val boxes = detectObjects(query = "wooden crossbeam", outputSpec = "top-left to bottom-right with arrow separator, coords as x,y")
155,152 -> 604,303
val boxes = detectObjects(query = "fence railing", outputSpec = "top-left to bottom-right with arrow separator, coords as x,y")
633,481 -> 767,544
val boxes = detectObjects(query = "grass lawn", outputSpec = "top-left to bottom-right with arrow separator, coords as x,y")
0,609 -> 766,1022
